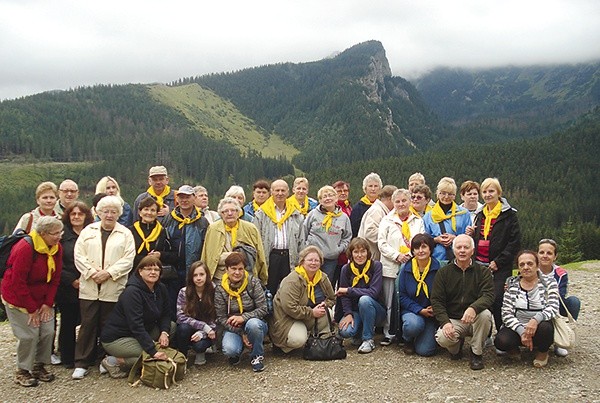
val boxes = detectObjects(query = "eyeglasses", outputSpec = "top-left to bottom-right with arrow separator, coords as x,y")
47,231 -> 64,237
411,194 -> 424,201
142,267 -> 161,273
438,191 -> 456,198
220,209 -> 238,214
59,189 -> 78,194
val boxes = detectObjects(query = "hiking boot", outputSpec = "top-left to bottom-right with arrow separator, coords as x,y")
470,350 -> 485,370
450,338 -> 465,360
228,355 -> 242,366
194,352 -> 206,366
15,369 -> 38,387
358,339 -> 376,354
101,358 -> 127,379
251,355 -> 265,372
31,364 -> 55,382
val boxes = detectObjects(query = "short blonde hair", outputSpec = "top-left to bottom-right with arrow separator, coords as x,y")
293,177 -> 309,188
408,172 -> 425,185
35,182 -> 58,200
298,245 -> 324,266
317,185 -> 337,200
436,177 -> 457,195
481,177 -> 503,196
95,176 -> 121,196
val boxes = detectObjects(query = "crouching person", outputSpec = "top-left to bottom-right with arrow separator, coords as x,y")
431,234 -> 494,370
215,252 -> 269,372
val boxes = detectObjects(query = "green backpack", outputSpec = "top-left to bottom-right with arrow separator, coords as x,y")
128,344 -> 187,389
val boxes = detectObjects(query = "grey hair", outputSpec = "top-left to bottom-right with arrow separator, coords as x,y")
225,185 -> 246,203
96,195 -> 123,216
362,172 -> 382,192
452,234 -> 475,250
35,216 -> 64,235
392,188 -> 411,201
218,197 -> 242,213
298,245 -> 324,266
193,185 -> 207,195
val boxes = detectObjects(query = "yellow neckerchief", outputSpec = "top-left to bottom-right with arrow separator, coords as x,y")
221,271 -> 249,314
288,195 -> 309,216
133,220 -> 163,254
396,213 -> 412,254
343,199 -> 350,207
409,204 -> 431,218
412,257 -> 431,298
482,201 -> 502,240
321,207 -> 342,232
350,260 -> 371,287
170,206 -> 202,229
360,195 -> 375,206
430,201 -> 467,232
260,197 -> 297,229
295,265 -> 322,304
147,185 -> 171,208
224,220 -> 240,247
30,230 -> 59,283
252,200 -> 261,213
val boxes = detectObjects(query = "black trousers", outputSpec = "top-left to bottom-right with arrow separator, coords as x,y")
267,249 -> 290,295
494,320 -> 554,353
56,300 -> 81,367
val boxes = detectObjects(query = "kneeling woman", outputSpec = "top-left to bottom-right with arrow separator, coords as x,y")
269,246 -> 336,354
494,250 -> 559,367
397,233 -> 440,356
100,256 -> 174,378
337,238 -> 386,354
176,261 -> 216,366
215,252 -> 269,372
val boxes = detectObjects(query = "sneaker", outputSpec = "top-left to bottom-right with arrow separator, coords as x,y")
379,337 -> 393,346
358,339 -> 376,354
31,364 -> 55,382
50,354 -> 62,365
554,346 -> 569,357
99,362 -> 108,374
484,336 -> 494,348
228,355 -> 241,366
250,355 -> 265,372
495,348 -> 508,356
101,358 -> 127,379
194,352 -> 206,366
15,369 -> 39,387
470,350 -> 485,370
205,345 -> 217,354
71,367 -> 89,380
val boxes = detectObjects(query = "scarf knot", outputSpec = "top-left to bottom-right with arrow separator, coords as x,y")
224,221 -> 240,247
288,195 -> 310,216
221,271 -> 249,313
171,206 -> 202,229
260,197 -> 297,229
360,195 -> 375,206
30,230 -> 59,282
295,265 -> 322,304
133,221 -> 163,254
411,257 -> 431,298
321,208 -> 342,232
482,201 -> 502,240
430,201 -> 467,232
147,185 -> 171,208
350,260 -> 371,287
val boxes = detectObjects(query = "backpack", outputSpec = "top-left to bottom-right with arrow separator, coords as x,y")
0,229 -> 34,279
128,344 -> 187,389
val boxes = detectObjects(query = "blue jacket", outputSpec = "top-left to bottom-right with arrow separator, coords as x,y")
397,258 -> 440,316
162,208 -> 208,272
423,204 -> 471,262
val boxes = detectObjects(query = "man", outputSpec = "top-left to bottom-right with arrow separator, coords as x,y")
132,166 -> 176,222
253,179 -> 305,295
243,180 -> 271,218
193,185 -> 220,224
431,234 -> 494,370
357,185 -> 397,261
55,179 -> 79,217
288,177 -> 317,216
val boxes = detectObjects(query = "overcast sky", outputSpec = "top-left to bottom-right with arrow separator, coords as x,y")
1,0 -> 599,101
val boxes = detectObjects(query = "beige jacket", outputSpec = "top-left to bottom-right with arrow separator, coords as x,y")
357,199 -> 390,260
378,211 -> 424,278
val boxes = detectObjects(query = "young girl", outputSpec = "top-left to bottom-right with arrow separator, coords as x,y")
176,261 -> 217,366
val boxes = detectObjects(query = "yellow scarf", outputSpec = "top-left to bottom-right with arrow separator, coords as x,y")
295,265 -> 322,304
482,201 -> 502,240
360,195 -> 375,206
409,204 -> 431,218
30,230 -> 59,283
252,200 -> 261,213
321,209 -> 342,232
288,195 -> 309,216
350,260 -> 371,287
396,213 -> 412,254
170,206 -> 202,229
147,185 -> 171,208
260,197 -> 297,229
224,221 -> 239,247
412,257 -> 431,298
133,221 -> 163,254
343,199 -> 350,208
221,271 -> 249,313
430,201 -> 467,232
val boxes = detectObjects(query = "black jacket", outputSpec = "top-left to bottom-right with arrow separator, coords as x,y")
129,220 -> 177,270
56,225 -> 80,304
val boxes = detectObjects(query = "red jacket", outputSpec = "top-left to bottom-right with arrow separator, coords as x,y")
1,238 -> 62,313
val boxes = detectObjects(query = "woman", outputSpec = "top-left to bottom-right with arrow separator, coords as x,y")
129,196 -> 176,270
378,188 -> 424,345
215,252 -> 269,372
100,256 -> 173,378
409,184 -> 432,218
468,177 -> 521,335
72,195 -> 136,380
55,201 -> 93,368
397,233 -> 440,357
270,246 -> 335,354
460,180 -> 483,223
303,186 -> 352,282
224,185 -> 254,222
193,185 -> 220,224
538,238 -> 581,357
350,172 -> 382,237
494,251 -> 559,367
14,182 -> 60,232
288,177 -> 318,216
423,177 -> 471,265
176,261 -> 217,366
96,176 -> 133,227
337,238 -> 385,354
2,216 -> 63,387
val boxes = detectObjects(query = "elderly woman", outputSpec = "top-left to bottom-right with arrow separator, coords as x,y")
100,256 -> 174,378
202,197 -> 267,284
423,177 -> 471,265
303,185 -> 352,282
468,177 -> 521,337
270,246 -> 336,354
460,180 -> 482,223
288,177 -> 318,216
215,252 -> 269,372
224,185 -> 254,222
494,251 -> 559,367
410,184 -> 432,218
337,238 -> 385,354
397,233 -> 440,356
378,188 -> 424,345
538,238 -> 580,357
14,182 -> 60,233
55,201 -> 93,369
72,195 -> 135,380
95,176 -> 133,227
194,185 -> 220,224
2,216 -> 63,387
350,172 -> 382,237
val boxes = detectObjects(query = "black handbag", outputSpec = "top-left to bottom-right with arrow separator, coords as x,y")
160,265 -> 179,282
302,309 -> 347,361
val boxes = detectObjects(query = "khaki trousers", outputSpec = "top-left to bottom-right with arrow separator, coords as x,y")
435,309 -> 492,355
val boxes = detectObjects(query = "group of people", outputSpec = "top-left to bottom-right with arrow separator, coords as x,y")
1,167 -> 581,387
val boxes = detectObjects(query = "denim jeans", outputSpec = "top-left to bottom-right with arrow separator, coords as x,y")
176,323 -> 213,355
222,318 -> 268,358
402,312 -> 438,356
561,296 -> 580,320
321,259 -> 338,285
338,296 -> 386,341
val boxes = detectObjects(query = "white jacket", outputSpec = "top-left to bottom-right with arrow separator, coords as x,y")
378,211 -> 424,278
357,199 -> 390,260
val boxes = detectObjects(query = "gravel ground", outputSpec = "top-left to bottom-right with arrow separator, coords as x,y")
1,265 -> 598,403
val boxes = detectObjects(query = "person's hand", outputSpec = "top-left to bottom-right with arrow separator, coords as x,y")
72,279 -> 80,289
312,303 -> 326,318
153,351 -> 168,360
336,287 -> 348,296
190,331 -> 202,342
396,253 -> 411,264
437,233 -> 455,247
442,322 -> 458,341
461,307 -> 476,324
28,311 -> 41,328
489,261 -> 498,272
148,250 -> 161,259
465,226 -> 475,236
39,304 -> 54,323
524,318 -> 538,339
521,333 -> 534,351
338,314 -> 354,330
207,329 -> 216,340
420,306 -> 434,318
242,333 -> 252,349
227,315 -> 244,327
157,205 -> 170,217
159,331 -> 170,347
91,270 -> 111,284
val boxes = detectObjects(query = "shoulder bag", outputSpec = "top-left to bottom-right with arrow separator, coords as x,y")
303,309 -> 347,361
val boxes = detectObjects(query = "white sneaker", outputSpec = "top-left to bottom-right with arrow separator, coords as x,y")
484,336 -> 494,348
495,348 -> 507,356
99,363 -> 108,374
358,339 -> 375,354
72,368 -> 89,380
555,346 -> 569,357
194,352 -> 206,366
50,354 -> 62,365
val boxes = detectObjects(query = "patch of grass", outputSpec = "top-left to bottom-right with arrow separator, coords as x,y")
563,260 -> 600,272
